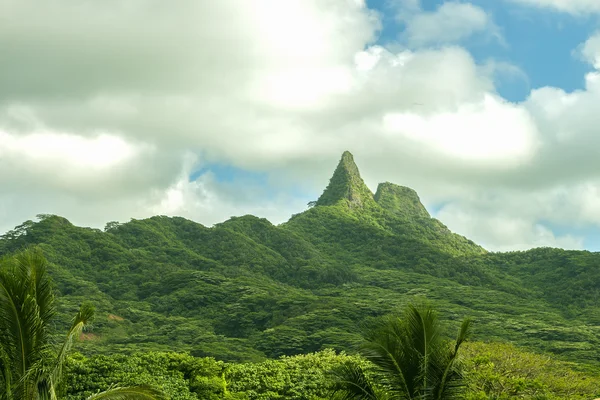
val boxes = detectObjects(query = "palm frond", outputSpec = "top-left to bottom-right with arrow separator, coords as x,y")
51,302 -> 95,390
0,248 -> 59,400
433,318 -> 472,400
14,347 -> 52,400
14,248 -> 56,331
350,303 -> 472,400
85,385 -> 167,400
0,248 -> 58,400
0,344 -> 12,400
330,362 -> 385,400
453,319 -> 472,354
0,260 -> 30,377
0,249 -> 133,400
361,319 -> 413,398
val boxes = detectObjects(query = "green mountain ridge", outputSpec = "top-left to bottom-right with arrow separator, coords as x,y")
0,151 -> 598,366
316,151 -> 377,210
374,182 -> 430,219
309,151 -> 484,257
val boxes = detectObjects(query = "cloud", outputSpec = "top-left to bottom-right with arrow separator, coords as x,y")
579,32 -> 600,68
0,127 -> 166,197
398,2 -> 500,47
0,131 -> 137,170
382,94 -> 538,165
0,0 -> 379,232
0,0 -> 600,252
0,0 -> 379,102
480,60 -> 530,91
506,0 -> 600,14
419,35 -> 600,251
437,203 -> 584,251
150,160 -> 310,227
430,184 -> 598,251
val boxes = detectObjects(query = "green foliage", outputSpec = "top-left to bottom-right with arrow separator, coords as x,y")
65,352 -> 219,400
64,346 -> 600,400
0,248 -> 57,400
0,152 -> 599,369
373,182 -> 431,219
0,248 -> 164,400
315,151 -> 377,210
331,303 -> 472,400
0,206 -> 599,366
462,342 -> 600,399
226,349 -> 361,399
481,248 -> 600,314
65,349 -> 359,400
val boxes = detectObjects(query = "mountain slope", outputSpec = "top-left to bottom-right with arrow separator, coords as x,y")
315,151 -> 377,210
0,151 -> 598,365
375,182 -> 431,218
286,151 -> 485,259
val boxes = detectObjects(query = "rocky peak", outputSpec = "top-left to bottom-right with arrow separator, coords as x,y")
374,182 -> 430,219
315,151 -> 375,209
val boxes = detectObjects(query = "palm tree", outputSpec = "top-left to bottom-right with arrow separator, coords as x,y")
331,303 -> 472,400
0,248 -> 166,400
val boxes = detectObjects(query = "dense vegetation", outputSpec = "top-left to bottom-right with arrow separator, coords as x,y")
0,151 -> 599,398
62,346 -> 600,399
0,249 -> 164,400
330,303 -> 473,399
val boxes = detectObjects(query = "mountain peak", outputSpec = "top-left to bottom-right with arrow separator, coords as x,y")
340,150 -> 354,163
374,182 -> 430,219
315,151 -> 375,208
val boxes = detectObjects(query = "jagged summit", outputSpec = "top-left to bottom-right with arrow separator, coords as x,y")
314,152 -> 430,218
374,182 -> 430,219
315,151 -> 375,209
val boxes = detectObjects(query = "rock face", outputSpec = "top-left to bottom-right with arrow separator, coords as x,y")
374,182 -> 430,219
315,151 -> 375,209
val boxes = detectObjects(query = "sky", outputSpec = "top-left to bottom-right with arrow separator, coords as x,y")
1,0 -> 600,252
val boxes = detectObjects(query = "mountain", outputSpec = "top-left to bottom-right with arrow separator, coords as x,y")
374,182 -> 430,219
0,151 -> 599,365
315,151 -> 377,209
291,152 -> 485,259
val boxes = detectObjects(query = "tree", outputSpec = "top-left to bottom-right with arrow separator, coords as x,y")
0,248 -> 165,400
331,303 -> 472,400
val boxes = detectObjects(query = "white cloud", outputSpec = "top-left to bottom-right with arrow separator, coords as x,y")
437,203 -> 584,251
0,131 -> 138,169
0,126 -> 162,199
507,0 -> 600,14
0,0 -> 599,252
429,184 -> 600,251
150,171 -> 309,227
382,94 -> 538,165
254,66 -> 355,110
400,2 -> 499,47
480,60 -> 530,90
577,184 -> 600,225
579,32 -> 600,68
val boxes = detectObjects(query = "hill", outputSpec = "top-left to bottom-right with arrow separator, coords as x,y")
0,151 -> 598,365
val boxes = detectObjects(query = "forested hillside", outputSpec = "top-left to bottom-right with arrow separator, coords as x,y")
0,151 -> 598,367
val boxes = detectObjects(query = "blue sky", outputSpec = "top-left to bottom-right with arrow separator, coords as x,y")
367,0 -> 598,101
2,0 -> 600,251
375,0 -> 600,251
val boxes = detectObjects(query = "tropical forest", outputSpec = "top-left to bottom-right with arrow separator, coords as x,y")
0,152 -> 598,400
